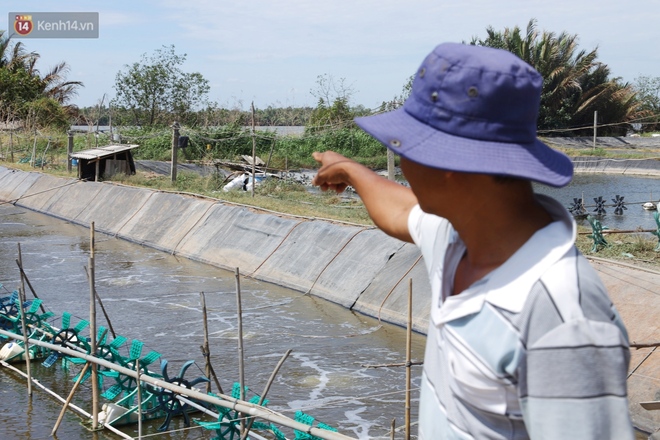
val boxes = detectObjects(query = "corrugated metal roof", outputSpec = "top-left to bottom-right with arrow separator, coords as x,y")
70,144 -> 139,160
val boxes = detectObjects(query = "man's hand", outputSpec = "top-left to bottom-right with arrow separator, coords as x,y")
312,151 -> 357,193
311,150 -> 416,243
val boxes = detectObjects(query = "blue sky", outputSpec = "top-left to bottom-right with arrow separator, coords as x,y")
4,0 -> 659,111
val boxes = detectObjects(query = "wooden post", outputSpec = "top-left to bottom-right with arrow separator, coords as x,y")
240,349 -> 292,440
171,121 -> 180,183
41,138 -> 50,170
251,103 -> 256,198
52,362 -> 91,436
17,243 -> 32,396
593,110 -> 598,151
200,291 -> 212,394
136,361 -> 143,439
9,130 -> 14,163
265,138 -> 275,173
31,131 -> 37,168
405,278 -> 413,440
15,259 -> 46,314
390,419 -> 396,440
235,267 -> 246,436
67,131 -> 74,173
86,265 -> 117,339
89,223 -> 99,429
387,149 -> 395,181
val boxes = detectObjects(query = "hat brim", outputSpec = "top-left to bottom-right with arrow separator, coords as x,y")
355,108 -> 573,188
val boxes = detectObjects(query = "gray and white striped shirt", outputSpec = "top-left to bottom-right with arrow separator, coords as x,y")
410,194 -> 633,439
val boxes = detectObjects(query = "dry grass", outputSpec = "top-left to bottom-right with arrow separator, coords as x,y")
5,156 -> 660,270
576,226 -> 660,270
110,170 -> 375,226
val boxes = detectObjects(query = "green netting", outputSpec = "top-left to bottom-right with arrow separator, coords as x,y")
294,410 -> 338,440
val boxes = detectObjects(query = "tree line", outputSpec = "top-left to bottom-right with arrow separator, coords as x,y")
2,20 -> 659,136
0,30 -> 81,130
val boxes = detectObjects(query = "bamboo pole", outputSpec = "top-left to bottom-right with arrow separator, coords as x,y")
0,359 -> 133,440
0,329 -> 356,440
52,328 -> 107,436
9,130 -> 14,163
241,349 -> 292,440
200,291 -> 224,394
85,265 -> 117,339
405,278 -> 413,440
52,362 -> 91,436
361,361 -> 423,369
200,291 -> 211,394
171,121 -> 180,183
136,361 -> 143,439
89,222 -> 99,430
17,243 -> 32,396
630,342 -> 660,349
177,396 -> 271,440
14,259 -> 46,314
235,267 -> 246,436
251,103 -> 256,198
199,343 -> 225,395
390,418 -> 396,440
31,131 -> 37,167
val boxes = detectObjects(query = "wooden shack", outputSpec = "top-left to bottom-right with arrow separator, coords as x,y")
70,144 -> 139,181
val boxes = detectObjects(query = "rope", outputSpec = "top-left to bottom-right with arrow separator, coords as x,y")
249,219 -> 308,277
170,200 -> 219,255
377,254 -> 423,323
0,175 -> 81,206
304,227 -> 370,295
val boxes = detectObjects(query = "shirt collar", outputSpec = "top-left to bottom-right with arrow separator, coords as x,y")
436,195 -> 576,323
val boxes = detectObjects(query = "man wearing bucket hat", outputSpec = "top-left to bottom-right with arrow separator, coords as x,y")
312,43 -> 633,439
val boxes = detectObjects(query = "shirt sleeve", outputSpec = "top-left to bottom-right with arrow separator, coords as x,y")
520,319 -> 633,439
518,267 -> 634,440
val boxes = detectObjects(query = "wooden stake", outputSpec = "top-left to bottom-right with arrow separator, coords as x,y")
200,291 -> 224,394
593,110 -> 598,151
14,259 -> 46,314
89,223 -> 99,430
31,132 -> 37,168
171,121 -> 180,183
251,102 -> 256,198
390,418 -> 396,440
85,265 -> 117,339
52,362 -> 91,436
9,130 -> 14,163
387,149 -> 395,181
52,328 -> 106,437
136,361 -> 143,439
405,278 -> 412,440
200,291 -> 212,394
17,243 -> 32,396
235,267 -> 246,436
241,349 -> 292,440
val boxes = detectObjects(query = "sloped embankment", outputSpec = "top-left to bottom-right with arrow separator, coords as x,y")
1,165 -> 658,435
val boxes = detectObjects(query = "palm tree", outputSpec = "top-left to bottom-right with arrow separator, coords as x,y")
471,19 -> 643,135
0,30 -> 37,70
0,30 -> 82,128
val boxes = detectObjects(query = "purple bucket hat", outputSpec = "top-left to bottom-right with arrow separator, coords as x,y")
355,42 -> 573,187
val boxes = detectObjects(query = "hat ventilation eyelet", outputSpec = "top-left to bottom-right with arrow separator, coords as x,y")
431,91 -> 438,102
468,87 -> 479,98
390,139 -> 401,148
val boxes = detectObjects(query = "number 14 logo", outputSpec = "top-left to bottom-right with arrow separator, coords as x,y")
14,15 -> 33,36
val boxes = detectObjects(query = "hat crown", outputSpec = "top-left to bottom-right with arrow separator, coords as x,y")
404,43 -> 543,143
